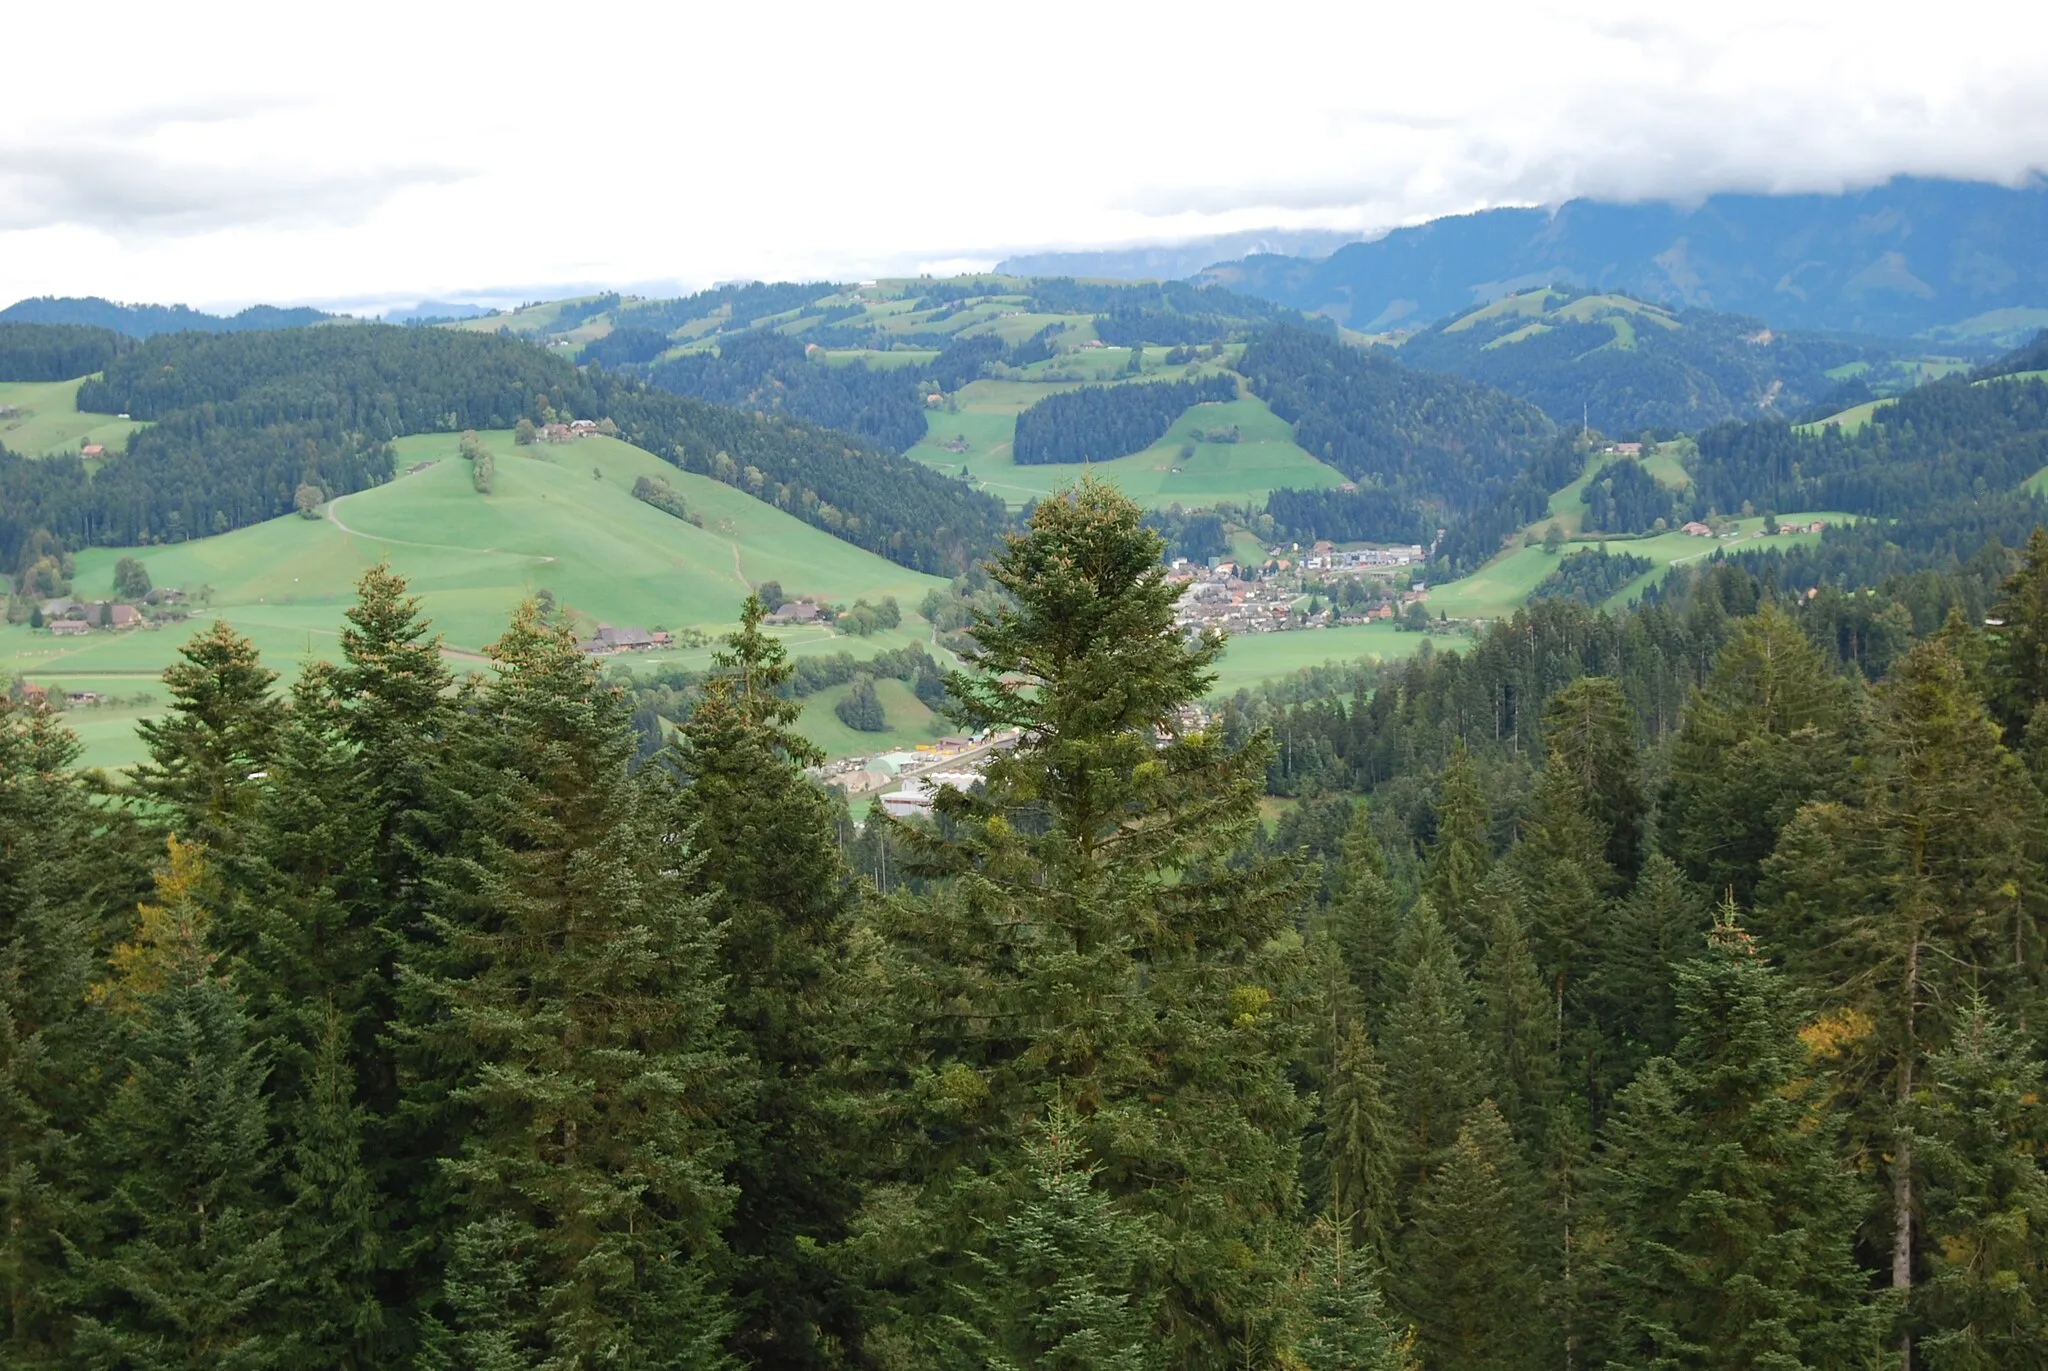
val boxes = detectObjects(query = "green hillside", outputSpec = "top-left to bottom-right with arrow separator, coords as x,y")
2,428 -> 945,768
909,385 -> 1347,508
0,377 -> 147,457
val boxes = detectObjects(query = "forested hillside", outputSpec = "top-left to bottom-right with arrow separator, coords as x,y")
1240,326 -> 1564,571
1395,288 -> 1895,433
5,482 -> 2047,1370
0,322 -> 134,382
1011,373 -> 1238,463
0,294 -> 338,336
635,329 -> 930,452
3,325 -> 1008,575
1688,371 -> 2048,518
1199,176 -> 2048,339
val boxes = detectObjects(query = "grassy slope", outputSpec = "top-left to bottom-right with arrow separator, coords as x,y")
1799,370 -> 2048,435
0,377 -> 147,457
908,383 -> 1346,510
4,429 -> 945,767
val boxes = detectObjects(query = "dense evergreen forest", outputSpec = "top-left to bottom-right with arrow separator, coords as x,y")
1395,290 -> 1889,433
7,478 -> 2046,1369
1,325 -> 1007,575
1582,456 -> 1675,533
0,322 -> 133,382
1244,327 -> 1571,574
1687,372 -> 2048,519
636,329 -> 931,453
1010,373 -> 1238,464
1529,544 -> 1655,604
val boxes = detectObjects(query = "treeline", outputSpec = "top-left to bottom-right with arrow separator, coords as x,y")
0,294 -> 336,337
1021,277 -> 1321,338
610,281 -> 837,337
1249,326 -> 1570,574
1530,544 -> 1654,604
1011,373 -> 1237,464
636,329 -> 930,453
1582,455 -> 1675,532
0,322 -> 133,382
8,493 -> 2048,1371
1687,372 -> 2048,518
6,325 -> 1007,575
1396,289 -> 1889,432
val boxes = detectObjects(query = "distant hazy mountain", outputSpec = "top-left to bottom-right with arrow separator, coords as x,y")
382,300 -> 494,324
1195,178 -> 2048,341
998,229 -> 1367,283
0,296 -> 337,338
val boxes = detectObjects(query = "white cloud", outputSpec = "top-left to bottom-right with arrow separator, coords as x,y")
1,0 -> 2045,308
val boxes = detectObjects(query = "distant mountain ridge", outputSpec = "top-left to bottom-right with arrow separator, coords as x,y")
997,229 -> 1365,283
1196,178 -> 2048,341
0,295 -> 338,338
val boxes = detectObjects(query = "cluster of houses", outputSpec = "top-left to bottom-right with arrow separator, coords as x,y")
1679,518 -> 1827,538
1300,540 -> 1426,572
37,591 -> 180,635
11,684 -> 109,710
574,624 -> 672,656
1169,560 -> 1306,635
538,419 -> 605,442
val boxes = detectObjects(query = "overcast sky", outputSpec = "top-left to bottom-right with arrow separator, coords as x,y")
4,0 -> 2046,313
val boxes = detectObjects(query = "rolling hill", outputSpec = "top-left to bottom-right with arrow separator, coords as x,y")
1195,177 -> 2048,341
0,428 -> 947,767
0,295 -> 340,336
1391,288 -> 1920,434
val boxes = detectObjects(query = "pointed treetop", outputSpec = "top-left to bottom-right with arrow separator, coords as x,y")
93,835 -> 220,1012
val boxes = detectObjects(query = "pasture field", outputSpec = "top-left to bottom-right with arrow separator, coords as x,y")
1424,513 -> 1849,621
1209,622 -> 1435,695
786,676 -> 954,760
908,386 -> 1347,509
3,429 -> 947,768
0,377 -> 147,457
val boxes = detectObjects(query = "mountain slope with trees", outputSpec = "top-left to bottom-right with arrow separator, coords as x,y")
4,486 -> 2046,1370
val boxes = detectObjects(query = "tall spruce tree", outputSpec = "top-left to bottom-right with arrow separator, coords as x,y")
399,604 -> 739,1367
937,1107 -> 1165,1371
132,620 -> 285,852
1597,909 -> 1879,1371
1327,804 -> 1404,1030
1293,1217 -> 1413,1371
1662,602 -> 1857,903
1538,676 -> 1645,883
1424,742 -> 1492,955
669,595 -> 866,1369
0,698 -> 144,1363
1320,1023 -> 1400,1258
866,480 -> 1312,1366
1379,898 -> 1484,1185
1910,995 -> 2048,1371
1760,633 -> 2045,1355
1986,526 -> 2048,746
1394,1100 -> 1542,1371
1470,869 -> 1559,1133
72,838 -> 291,1369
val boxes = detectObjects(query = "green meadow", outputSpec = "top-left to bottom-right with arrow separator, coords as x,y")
0,377 -> 147,457
908,384 -> 1347,509
3,429 -> 946,768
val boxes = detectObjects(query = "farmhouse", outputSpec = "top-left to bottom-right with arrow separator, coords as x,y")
108,604 -> 143,629
581,625 -> 656,654
48,620 -> 90,636
1603,442 -> 1643,456
766,600 -> 823,625
1681,521 -> 1713,537
80,443 -> 105,458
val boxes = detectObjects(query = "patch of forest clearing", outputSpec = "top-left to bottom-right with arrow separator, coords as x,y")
0,376 -> 147,457
909,385 -> 1347,508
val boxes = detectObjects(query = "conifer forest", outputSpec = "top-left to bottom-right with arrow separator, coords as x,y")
5,480 -> 2048,1371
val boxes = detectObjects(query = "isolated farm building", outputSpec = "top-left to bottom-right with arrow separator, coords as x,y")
65,690 -> 100,706
766,601 -> 822,624
1604,442 -> 1643,456
80,443 -> 105,458
108,604 -> 143,629
593,625 -> 656,652
1681,521 -> 1713,537
144,587 -> 183,605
